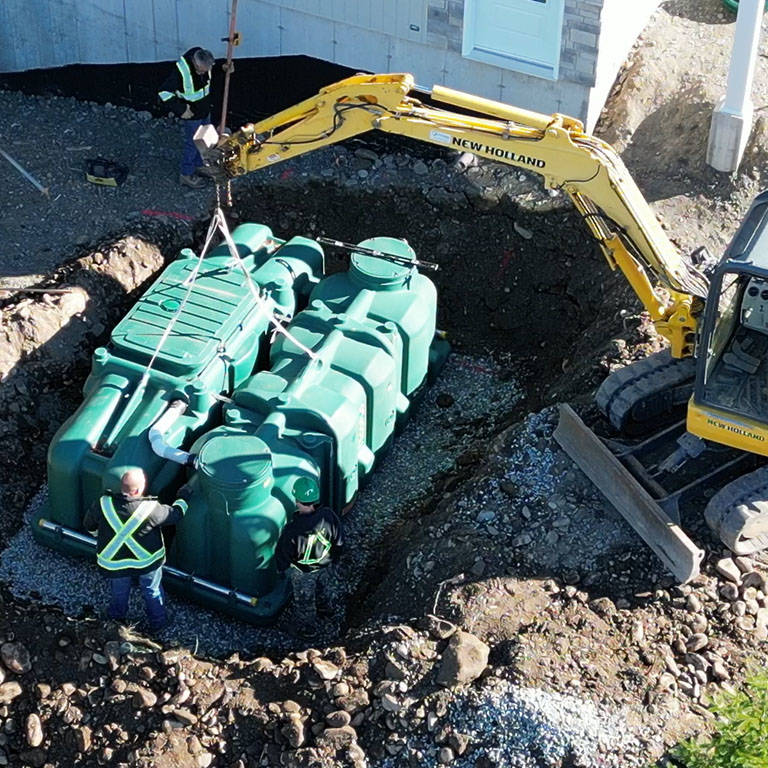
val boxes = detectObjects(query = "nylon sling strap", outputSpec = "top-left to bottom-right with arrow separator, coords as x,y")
97,497 -> 164,571
159,55 -> 210,102
296,529 -> 332,567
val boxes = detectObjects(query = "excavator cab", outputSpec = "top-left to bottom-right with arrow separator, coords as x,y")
691,190 -> 768,451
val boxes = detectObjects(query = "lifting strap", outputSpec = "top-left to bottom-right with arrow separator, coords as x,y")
135,206 -> 317,393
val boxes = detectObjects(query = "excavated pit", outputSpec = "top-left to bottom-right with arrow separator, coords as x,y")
0,162 -> 648,647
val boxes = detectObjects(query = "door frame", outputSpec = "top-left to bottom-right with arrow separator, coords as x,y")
462,0 -> 565,80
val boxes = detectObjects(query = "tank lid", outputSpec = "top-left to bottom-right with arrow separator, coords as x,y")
350,237 -> 415,288
198,435 -> 273,489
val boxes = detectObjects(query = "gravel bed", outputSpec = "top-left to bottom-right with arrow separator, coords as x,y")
379,679 -> 643,768
0,353 -> 521,657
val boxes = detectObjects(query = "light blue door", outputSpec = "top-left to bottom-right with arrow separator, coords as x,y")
463,0 -> 565,80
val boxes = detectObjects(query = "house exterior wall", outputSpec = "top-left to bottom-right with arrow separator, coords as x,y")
0,0 -> 660,130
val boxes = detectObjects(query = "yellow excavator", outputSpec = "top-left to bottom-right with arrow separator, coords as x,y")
195,72 -> 768,583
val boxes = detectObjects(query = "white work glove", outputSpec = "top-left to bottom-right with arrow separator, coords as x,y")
181,105 -> 194,120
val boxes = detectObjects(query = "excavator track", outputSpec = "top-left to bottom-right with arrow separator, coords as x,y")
705,466 -> 768,555
596,349 -> 696,434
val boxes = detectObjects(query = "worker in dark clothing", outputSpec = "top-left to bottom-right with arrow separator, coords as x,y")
275,477 -> 344,635
83,468 -> 190,632
157,47 -> 215,189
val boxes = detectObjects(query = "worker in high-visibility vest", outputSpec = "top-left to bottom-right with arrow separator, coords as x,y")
84,468 -> 190,633
158,47 -> 215,189
275,477 -> 344,636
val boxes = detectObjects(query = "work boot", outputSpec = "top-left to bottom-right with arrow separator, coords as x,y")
179,173 -> 205,189
195,165 -> 217,178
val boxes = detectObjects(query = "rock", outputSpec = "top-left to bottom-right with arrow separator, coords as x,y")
657,672 -> 676,691
734,556 -> 754,573
282,717 -> 306,749
686,634 -> 708,652
711,661 -> 729,681
589,597 -> 616,618
424,615 -> 457,640
34,683 -> 50,700
337,689 -> 369,713
0,682 -> 23,704
715,558 -> 742,584
318,725 -> 357,749
690,614 -> 708,633
719,582 -> 739,601
437,631 -> 489,687
742,571 -> 768,592
1,642 -> 31,674
132,687 -> 157,708
25,714 -> 43,748
448,732 -> 470,756
385,659 -> 408,681
513,222 -> 533,240
312,659 -> 340,681
75,725 -> 92,753
325,710 -> 351,728
438,746 -> 455,764
331,681 -> 349,698
380,693 -> 400,712
731,601 -> 747,617
686,594 -> 702,613
172,708 -> 198,726
413,161 -> 429,176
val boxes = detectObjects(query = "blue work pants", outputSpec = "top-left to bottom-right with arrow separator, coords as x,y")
107,566 -> 167,630
180,117 -> 210,176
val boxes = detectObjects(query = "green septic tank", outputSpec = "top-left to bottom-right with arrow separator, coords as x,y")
35,231 -> 446,624
37,224 -> 323,554
166,237 -> 443,621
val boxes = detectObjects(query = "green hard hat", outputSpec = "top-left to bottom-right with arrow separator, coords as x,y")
293,476 -> 320,503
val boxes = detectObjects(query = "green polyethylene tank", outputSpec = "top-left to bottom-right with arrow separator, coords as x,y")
172,433 -> 286,595
309,237 -> 436,396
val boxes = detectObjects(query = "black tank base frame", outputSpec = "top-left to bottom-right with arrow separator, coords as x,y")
32,508 -> 290,626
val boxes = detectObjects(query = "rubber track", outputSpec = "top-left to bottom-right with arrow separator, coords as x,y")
704,466 -> 768,555
596,350 -> 696,431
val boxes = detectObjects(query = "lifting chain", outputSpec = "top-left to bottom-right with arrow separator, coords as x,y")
214,180 -> 233,209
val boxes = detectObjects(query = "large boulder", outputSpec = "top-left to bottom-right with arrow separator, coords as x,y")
437,630 -> 489,687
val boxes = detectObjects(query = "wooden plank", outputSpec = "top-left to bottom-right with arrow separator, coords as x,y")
554,403 -> 704,584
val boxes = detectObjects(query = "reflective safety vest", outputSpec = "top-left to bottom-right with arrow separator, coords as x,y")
158,55 -> 210,103
295,529 -> 332,569
96,496 -> 165,572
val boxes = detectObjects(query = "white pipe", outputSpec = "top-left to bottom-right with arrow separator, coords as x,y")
722,0 -> 763,116
148,400 -> 195,466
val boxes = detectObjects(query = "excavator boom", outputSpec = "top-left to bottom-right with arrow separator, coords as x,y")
198,72 -> 708,358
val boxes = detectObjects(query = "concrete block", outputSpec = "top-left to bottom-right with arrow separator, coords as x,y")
426,32 -> 449,50
427,18 -> 450,36
571,20 -> 600,35
448,0 -> 464,19
570,29 -> 598,48
707,99 -> 754,173
428,6 -> 449,23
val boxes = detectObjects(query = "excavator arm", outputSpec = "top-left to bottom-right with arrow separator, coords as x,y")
196,72 -> 708,357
